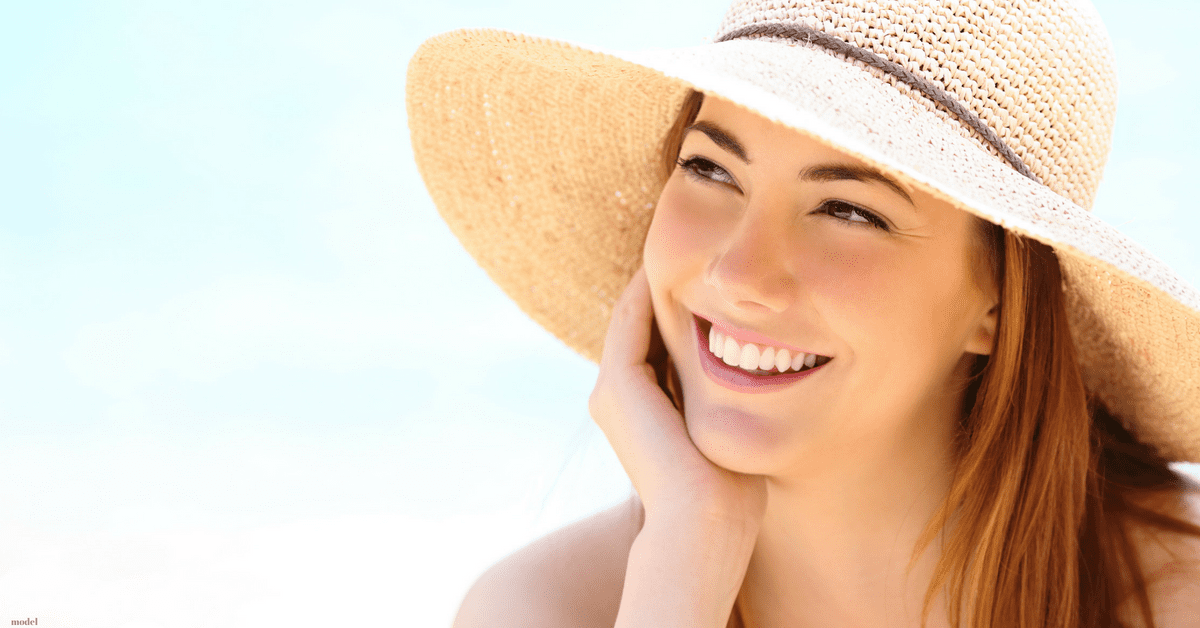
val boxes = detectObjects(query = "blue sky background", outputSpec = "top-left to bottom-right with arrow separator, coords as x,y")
1,1 -> 1196,626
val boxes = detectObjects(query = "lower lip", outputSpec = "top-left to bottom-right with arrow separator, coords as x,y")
693,317 -> 826,394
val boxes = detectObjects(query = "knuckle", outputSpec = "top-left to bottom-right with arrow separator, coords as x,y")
611,297 -> 640,327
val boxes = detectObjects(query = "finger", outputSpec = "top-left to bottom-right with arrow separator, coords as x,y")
601,267 -> 655,368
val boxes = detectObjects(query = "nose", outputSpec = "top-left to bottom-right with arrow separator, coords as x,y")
705,205 -> 796,314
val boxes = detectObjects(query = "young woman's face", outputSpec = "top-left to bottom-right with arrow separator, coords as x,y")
643,96 -> 998,478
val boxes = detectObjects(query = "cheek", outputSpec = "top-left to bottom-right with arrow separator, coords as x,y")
643,180 -> 730,289
797,231 -> 975,358
795,231 -> 898,321
798,230 -> 985,368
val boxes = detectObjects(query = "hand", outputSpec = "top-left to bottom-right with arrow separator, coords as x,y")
589,267 -> 767,531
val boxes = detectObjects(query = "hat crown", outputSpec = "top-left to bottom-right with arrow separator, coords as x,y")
716,0 -> 1118,209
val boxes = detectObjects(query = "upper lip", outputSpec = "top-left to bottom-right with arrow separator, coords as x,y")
694,313 -> 827,357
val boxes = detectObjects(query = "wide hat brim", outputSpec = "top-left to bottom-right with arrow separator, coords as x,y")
407,28 -> 1200,462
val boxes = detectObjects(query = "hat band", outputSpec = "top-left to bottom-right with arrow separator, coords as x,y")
715,22 -> 1039,183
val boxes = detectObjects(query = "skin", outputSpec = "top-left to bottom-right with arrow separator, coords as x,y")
452,94 -> 1200,628
601,95 -> 998,628
644,97 -> 997,481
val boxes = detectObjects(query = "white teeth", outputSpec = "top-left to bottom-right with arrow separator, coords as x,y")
704,323 -> 824,374
774,348 -> 791,373
758,346 -> 776,370
723,337 -> 740,366
739,343 -> 760,370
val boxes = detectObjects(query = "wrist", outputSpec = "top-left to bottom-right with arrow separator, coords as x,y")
641,502 -> 762,546
614,513 -> 758,628
642,489 -> 766,540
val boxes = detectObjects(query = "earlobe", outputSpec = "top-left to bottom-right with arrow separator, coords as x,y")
966,303 -> 999,355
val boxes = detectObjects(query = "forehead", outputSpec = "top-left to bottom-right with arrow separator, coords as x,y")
689,96 -> 848,158
687,95 -> 997,270
689,95 -> 992,224
687,96 -> 909,182
688,96 -> 917,202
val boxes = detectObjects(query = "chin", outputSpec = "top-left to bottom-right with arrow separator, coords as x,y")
668,348 -> 809,476
681,392 -> 798,476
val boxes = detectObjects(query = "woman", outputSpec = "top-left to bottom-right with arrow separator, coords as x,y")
408,0 -> 1200,625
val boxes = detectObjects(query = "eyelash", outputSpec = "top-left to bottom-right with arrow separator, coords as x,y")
675,156 -> 891,232
677,156 -> 736,186
818,200 -> 891,231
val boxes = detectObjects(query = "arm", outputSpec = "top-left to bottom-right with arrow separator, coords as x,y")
615,510 -> 759,628
452,497 -> 639,628
1141,490 -> 1200,628
590,268 -> 765,628
1121,489 -> 1200,628
454,269 -> 763,628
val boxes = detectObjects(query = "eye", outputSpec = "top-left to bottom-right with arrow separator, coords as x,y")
677,156 -> 738,188
817,200 -> 891,231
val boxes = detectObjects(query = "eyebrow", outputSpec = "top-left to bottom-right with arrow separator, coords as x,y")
686,121 -> 748,162
684,121 -> 914,206
800,165 -> 914,206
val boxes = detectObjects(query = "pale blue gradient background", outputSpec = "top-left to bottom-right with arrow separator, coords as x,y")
0,1 -> 1195,626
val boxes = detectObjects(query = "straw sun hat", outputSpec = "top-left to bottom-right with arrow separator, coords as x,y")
407,0 -> 1200,462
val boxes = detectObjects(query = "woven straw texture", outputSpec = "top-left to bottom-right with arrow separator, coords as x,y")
717,0 -> 1117,209
407,0 -> 1200,462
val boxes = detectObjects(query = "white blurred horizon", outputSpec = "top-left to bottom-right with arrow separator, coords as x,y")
1,0 -> 1197,626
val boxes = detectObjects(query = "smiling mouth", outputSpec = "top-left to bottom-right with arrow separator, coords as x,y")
693,315 -> 832,385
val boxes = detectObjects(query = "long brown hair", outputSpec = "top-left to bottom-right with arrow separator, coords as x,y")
927,225 -> 1200,628
659,89 -> 1200,627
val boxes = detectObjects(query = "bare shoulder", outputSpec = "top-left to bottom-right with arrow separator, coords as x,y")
1128,481 -> 1200,627
452,495 -> 643,628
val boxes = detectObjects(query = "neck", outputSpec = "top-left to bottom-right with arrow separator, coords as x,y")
737,409 -> 959,628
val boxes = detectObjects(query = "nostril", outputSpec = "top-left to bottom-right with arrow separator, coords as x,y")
705,245 -> 796,313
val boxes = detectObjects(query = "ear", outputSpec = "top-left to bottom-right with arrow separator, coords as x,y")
964,302 -> 999,355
